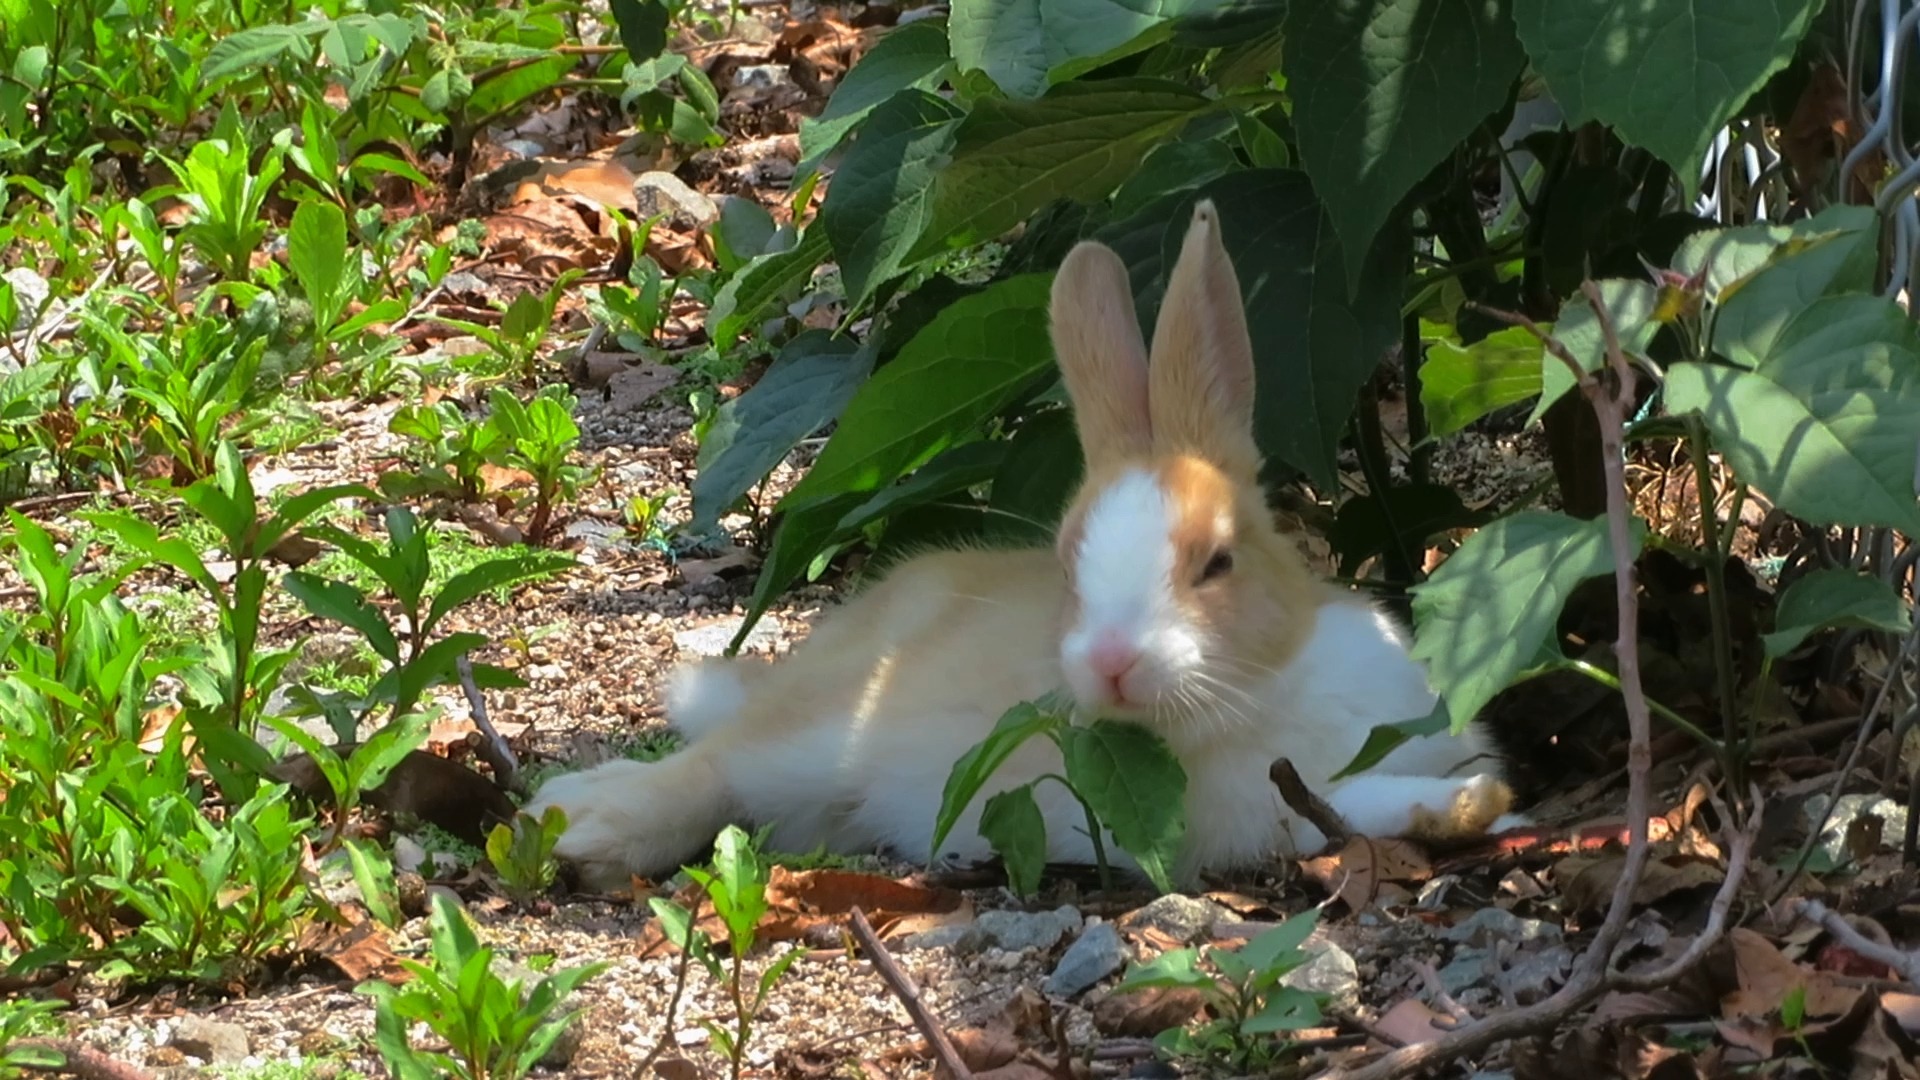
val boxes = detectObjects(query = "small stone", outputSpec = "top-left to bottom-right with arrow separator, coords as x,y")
1444,908 -> 1562,948
4,267 -> 50,336
172,1017 -> 250,1064
959,906 -> 1083,954
1123,894 -> 1236,944
1046,922 -> 1128,998
675,1028 -> 707,1047
730,64 -> 791,91
633,171 -> 719,231
1498,943 -> 1572,1004
147,1046 -> 187,1068
1802,793 -> 1908,865
1280,935 -> 1360,1011
896,924 -> 971,953
673,618 -> 779,657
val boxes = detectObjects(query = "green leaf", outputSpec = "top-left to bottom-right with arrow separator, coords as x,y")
988,409 -> 1084,543
911,79 -> 1212,260
1114,947 -> 1216,994
930,700 -> 1065,861
1150,170 -> 1409,487
202,22 -> 320,82
1330,702 -> 1450,781
1511,0 -> 1823,192
979,784 -> 1048,897
607,0 -> 669,63
1236,908 -> 1321,974
346,711 -> 432,793
288,200 -> 351,329
1666,294 -> 1920,535
284,571 -> 401,664
837,440 -> 1009,535
1421,327 -> 1544,437
949,0 -> 1207,98
799,19 -> 953,174
715,195 -> 778,271
821,89 -> 963,305
343,837 -> 401,928
1242,986 -> 1324,1034
708,227 -> 829,347
1532,279 -> 1660,424
692,332 -> 876,532
469,54 -> 577,119
1687,206 -> 1881,368
1412,510 -> 1647,732
1287,0 -> 1526,273
425,551 -> 574,638
731,494 -> 866,653
780,273 -> 1054,510
1057,721 -> 1187,893
1111,135 -> 1242,218
1763,569 -> 1910,658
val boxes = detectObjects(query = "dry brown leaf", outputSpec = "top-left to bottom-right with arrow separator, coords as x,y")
1373,998 -> 1453,1046
477,462 -> 534,496
302,907 -> 405,983
680,549 -> 758,586
1554,853 -> 1723,914
509,158 -> 639,215
1299,835 -> 1431,911
1721,927 -> 1862,1021
1089,987 -> 1205,1038
606,361 -> 680,412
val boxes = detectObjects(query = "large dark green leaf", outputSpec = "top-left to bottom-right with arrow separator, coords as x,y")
691,332 -> 876,531
1665,294 -> 1920,535
949,0 -> 1179,98
980,784 -> 1048,896
1677,205 -> 1879,368
1143,170 -> 1409,487
607,0 -> 669,64
1512,0 -> 1823,191
1327,483 -> 1490,577
836,440 -> 1010,535
1411,510 -> 1647,732
1286,0 -> 1525,276
988,409 -> 1084,544
798,19 -> 953,174
820,90 -> 964,306
708,228 -> 829,347
730,494 -> 866,653
780,274 -> 1055,511
911,79 -> 1213,260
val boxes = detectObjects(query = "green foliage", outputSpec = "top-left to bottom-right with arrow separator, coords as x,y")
1114,908 -> 1327,1072
650,826 -> 804,1080
487,807 -> 569,904
932,697 -> 1187,894
486,386 -> 594,547
0,999 -> 64,1078
360,892 -> 605,1080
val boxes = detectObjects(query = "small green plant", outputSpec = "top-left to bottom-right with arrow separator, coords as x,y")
384,400 -> 508,504
360,891 -> 605,1080
285,199 -> 406,375
648,826 -> 803,1080
486,386 -> 593,547
0,998 -> 64,1079
932,692 -> 1188,895
343,837 -> 405,929
486,806 -> 567,904
158,129 -> 284,284
1112,908 -> 1327,1073
431,272 -> 582,384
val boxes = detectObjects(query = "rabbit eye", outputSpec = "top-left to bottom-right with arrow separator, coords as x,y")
1198,549 -> 1233,584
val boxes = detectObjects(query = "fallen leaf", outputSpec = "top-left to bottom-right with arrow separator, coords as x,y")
1090,986 -> 1205,1038
652,1054 -> 706,1080
1299,835 -> 1431,912
301,907 -> 405,983
1721,927 -> 1861,1021
1373,998 -> 1453,1046
509,158 -> 640,215
1554,853 -> 1723,914
680,549 -> 758,586
605,361 -> 680,412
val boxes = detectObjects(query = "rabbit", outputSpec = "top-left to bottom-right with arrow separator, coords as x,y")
526,200 -> 1524,893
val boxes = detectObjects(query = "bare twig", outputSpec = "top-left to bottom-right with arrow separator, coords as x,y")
1414,961 -> 1474,1024
1789,897 -> 1920,985
849,906 -> 973,1080
1315,287 -> 1753,1080
13,1039 -> 154,1080
455,655 -> 519,794
1612,785 -> 1762,989
1271,758 -> 1352,849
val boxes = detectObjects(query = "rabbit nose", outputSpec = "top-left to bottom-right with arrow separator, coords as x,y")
1088,637 -> 1141,693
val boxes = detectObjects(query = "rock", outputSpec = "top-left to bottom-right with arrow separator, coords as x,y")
959,906 -> 1083,954
4,267 -> 50,336
731,64 -> 792,91
1280,934 -> 1360,1011
1497,944 -> 1572,1004
633,171 -> 719,231
1123,894 -> 1236,944
896,924 -> 972,953
673,617 -> 779,657
1444,908 -> 1562,948
1802,793 -> 1908,865
172,1017 -> 250,1064
1046,922 -> 1129,997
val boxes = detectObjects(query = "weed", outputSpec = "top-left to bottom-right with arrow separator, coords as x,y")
486,807 -> 568,904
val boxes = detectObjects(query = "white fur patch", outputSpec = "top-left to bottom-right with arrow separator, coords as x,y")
1061,468 -> 1201,705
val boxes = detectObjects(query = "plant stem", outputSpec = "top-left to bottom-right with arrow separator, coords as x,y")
1562,660 -> 1720,755
1682,413 -> 1743,789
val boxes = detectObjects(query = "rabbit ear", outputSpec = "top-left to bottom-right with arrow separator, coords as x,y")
1051,240 -> 1153,469
1148,200 -> 1261,480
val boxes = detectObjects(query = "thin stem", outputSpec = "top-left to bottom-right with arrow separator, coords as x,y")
1563,660 -> 1720,754
1682,413 -> 1743,788
1037,772 -> 1112,890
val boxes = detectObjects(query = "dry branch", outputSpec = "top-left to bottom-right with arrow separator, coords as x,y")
1272,758 -> 1352,848
849,906 -> 973,1080
455,654 -> 520,794
13,1039 -> 154,1080
1790,897 -> 1920,986
1319,288 -> 1758,1080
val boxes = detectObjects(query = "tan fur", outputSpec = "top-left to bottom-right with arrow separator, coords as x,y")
1405,777 -> 1517,842
1050,241 -> 1152,469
